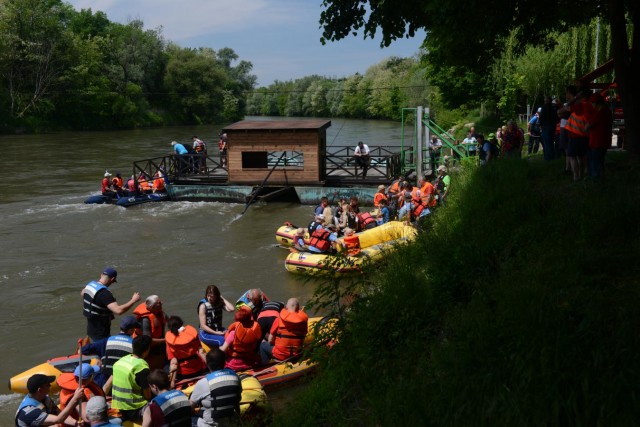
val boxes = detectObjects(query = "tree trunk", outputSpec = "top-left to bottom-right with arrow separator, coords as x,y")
608,0 -> 639,159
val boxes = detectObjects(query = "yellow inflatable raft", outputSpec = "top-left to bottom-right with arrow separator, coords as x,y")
284,221 -> 417,274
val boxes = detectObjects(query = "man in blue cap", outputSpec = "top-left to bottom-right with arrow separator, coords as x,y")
81,267 -> 141,342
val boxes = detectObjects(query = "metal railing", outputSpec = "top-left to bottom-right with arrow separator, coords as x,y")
325,146 -> 400,179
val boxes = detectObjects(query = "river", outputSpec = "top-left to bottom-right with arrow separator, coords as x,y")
0,117 -> 405,422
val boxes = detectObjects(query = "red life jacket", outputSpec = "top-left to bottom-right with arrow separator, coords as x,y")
225,321 -> 262,358
565,113 -> 588,137
357,212 -> 376,231
308,228 -> 332,252
273,309 -> 309,360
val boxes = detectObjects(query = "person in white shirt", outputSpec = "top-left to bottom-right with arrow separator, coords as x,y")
354,141 -> 371,177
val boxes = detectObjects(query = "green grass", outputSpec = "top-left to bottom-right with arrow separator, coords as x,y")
274,152 -> 640,426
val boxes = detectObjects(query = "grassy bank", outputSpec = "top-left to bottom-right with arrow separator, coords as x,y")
275,153 -> 640,426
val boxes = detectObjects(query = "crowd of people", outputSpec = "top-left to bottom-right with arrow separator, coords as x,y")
100,169 -> 166,198
440,86 -> 613,181
17,266 -> 310,426
288,167 -> 451,255
171,131 -> 228,174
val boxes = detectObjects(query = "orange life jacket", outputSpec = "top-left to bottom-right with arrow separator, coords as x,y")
373,192 -> 387,207
152,174 -> 165,192
420,182 -> 437,208
273,309 -> 309,360
57,373 -> 104,412
411,196 -> 427,219
133,304 -> 166,339
218,139 -> 226,151
565,112 -> 588,137
139,178 -> 151,191
112,176 -> 124,190
165,324 -> 205,375
343,235 -> 361,256
225,321 -> 262,358
388,180 -> 401,195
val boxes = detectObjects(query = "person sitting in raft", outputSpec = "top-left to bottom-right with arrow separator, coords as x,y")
112,172 -> 125,196
189,348 -> 242,427
165,316 -> 207,388
307,213 -> 325,235
235,288 -> 269,320
142,369 -> 192,427
81,315 -> 139,394
85,396 -> 120,427
101,171 -> 116,197
152,170 -> 166,193
357,211 -> 378,232
138,173 -> 152,193
198,284 -> 235,348
257,300 -> 285,341
220,306 -> 262,371
376,198 -> 390,225
16,374 -> 84,427
373,185 -> 388,207
341,228 -> 361,256
259,298 -> 309,364
293,228 -> 307,252
57,363 -> 104,423
308,224 -> 339,254
133,295 -> 167,370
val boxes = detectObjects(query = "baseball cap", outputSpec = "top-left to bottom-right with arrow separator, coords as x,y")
438,165 -> 447,172
74,363 -> 100,380
102,267 -> 117,282
86,396 -> 108,418
104,171 -> 112,177
120,315 -> 141,331
27,374 -> 56,393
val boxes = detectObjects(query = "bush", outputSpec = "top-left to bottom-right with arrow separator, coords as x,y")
275,153 -> 640,426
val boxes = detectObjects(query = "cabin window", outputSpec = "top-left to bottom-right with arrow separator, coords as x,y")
241,150 -> 304,169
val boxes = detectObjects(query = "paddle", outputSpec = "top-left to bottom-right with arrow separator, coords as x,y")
76,338 -> 83,422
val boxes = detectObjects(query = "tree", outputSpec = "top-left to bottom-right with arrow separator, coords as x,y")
319,0 -> 639,157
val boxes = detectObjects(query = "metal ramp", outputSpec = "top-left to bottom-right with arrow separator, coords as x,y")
399,107 -> 469,178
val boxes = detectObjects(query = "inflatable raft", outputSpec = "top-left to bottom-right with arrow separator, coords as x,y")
84,192 -> 168,207
118,374 -> 267,426
9,317 -> 334,394
283,221 -> 417,274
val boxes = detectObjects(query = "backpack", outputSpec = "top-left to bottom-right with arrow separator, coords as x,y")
530,117 -> 541,136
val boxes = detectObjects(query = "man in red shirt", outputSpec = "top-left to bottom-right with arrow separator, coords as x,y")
585,93 -> 612,180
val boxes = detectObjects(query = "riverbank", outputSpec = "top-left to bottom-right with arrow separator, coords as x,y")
274,151 -> 640,425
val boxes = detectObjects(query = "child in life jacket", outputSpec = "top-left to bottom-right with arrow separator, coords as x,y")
341,228 -> 361,256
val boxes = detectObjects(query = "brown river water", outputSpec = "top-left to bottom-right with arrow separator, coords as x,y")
0,117 -> 404,422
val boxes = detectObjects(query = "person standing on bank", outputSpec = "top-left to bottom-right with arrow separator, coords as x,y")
82,267 -> 141,342
353,141 -> 371,177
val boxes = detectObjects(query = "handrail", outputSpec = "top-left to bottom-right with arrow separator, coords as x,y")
423,115 -> 468,159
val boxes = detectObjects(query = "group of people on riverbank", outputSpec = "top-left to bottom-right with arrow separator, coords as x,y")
17,267 -> 309,426
446,86 -> 613,181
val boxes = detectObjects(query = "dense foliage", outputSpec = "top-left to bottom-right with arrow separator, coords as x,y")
245,56 -> 431,120
0,0 -> 256,132
276,154 -> 640,426
319,0 -> 639,156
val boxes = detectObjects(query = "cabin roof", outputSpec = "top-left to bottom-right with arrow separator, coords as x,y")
224,120 -> 331,132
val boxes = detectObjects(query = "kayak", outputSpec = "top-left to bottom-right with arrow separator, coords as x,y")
283,221 -> 417,274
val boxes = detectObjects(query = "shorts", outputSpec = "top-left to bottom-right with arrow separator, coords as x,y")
566,136 -> 588,157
